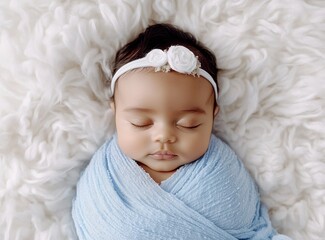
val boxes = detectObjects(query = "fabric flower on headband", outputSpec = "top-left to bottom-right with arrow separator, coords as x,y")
110,45 -> 218,101
147,46 -> 201,76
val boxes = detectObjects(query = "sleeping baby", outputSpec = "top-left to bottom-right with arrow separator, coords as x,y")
72,23 -> 291,240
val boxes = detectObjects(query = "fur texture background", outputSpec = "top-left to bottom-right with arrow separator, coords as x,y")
1,0 -> 325,239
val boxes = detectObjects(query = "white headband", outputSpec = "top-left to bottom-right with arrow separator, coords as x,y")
111,45 -> 218,101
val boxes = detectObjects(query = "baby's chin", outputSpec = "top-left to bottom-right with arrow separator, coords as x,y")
136,155 -> 203,173
135,161 -> 180,173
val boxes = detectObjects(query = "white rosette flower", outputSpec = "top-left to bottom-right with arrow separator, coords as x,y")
167,46 -> 198,74
146,49 -> 168,68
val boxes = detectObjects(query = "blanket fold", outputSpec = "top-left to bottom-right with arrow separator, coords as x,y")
72,135 -> 290,240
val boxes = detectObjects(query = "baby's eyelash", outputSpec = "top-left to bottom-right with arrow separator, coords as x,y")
131,123 -> 152,128
178,124 -> 202,129
130,122 -> 202,129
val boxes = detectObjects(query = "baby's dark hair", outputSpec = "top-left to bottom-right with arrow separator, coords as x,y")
112,23 -> 218,95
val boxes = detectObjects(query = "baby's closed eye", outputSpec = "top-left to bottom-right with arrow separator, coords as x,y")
130,120 -> 152,128
176,119 -> 202,129
127,116 -> 153,128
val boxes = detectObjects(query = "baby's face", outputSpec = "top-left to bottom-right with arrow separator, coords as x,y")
111,69 -> 217,174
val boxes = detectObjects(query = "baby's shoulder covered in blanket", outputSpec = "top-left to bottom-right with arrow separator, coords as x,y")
207,134 -> 252,177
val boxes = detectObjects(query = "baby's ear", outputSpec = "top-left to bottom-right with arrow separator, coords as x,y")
110,101 -> 116,112
213,106 -> 219,117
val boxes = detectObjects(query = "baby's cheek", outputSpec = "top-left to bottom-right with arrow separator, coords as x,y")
189,134 -> 210,158
117,131 -> 144,160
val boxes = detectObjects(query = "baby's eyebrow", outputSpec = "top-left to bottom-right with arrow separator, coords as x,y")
123,107 -> 206,115
123,107 -> 154,113
179,108 -> 206,115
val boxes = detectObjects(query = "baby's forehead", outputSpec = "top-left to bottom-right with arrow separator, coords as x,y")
115,70 -> 215,110
117,69 -> 213,93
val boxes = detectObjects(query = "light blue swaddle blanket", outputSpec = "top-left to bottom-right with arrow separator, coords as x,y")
72,134 -> 291,240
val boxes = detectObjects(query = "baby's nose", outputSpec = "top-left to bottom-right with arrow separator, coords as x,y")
153,124 -> 177,144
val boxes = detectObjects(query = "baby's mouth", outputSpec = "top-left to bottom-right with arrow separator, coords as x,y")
150,151 -> 177,160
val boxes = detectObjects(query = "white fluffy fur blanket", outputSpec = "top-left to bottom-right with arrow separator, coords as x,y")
1,1 -> 324,239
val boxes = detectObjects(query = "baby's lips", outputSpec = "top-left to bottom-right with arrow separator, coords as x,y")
150,151 -> 177,160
